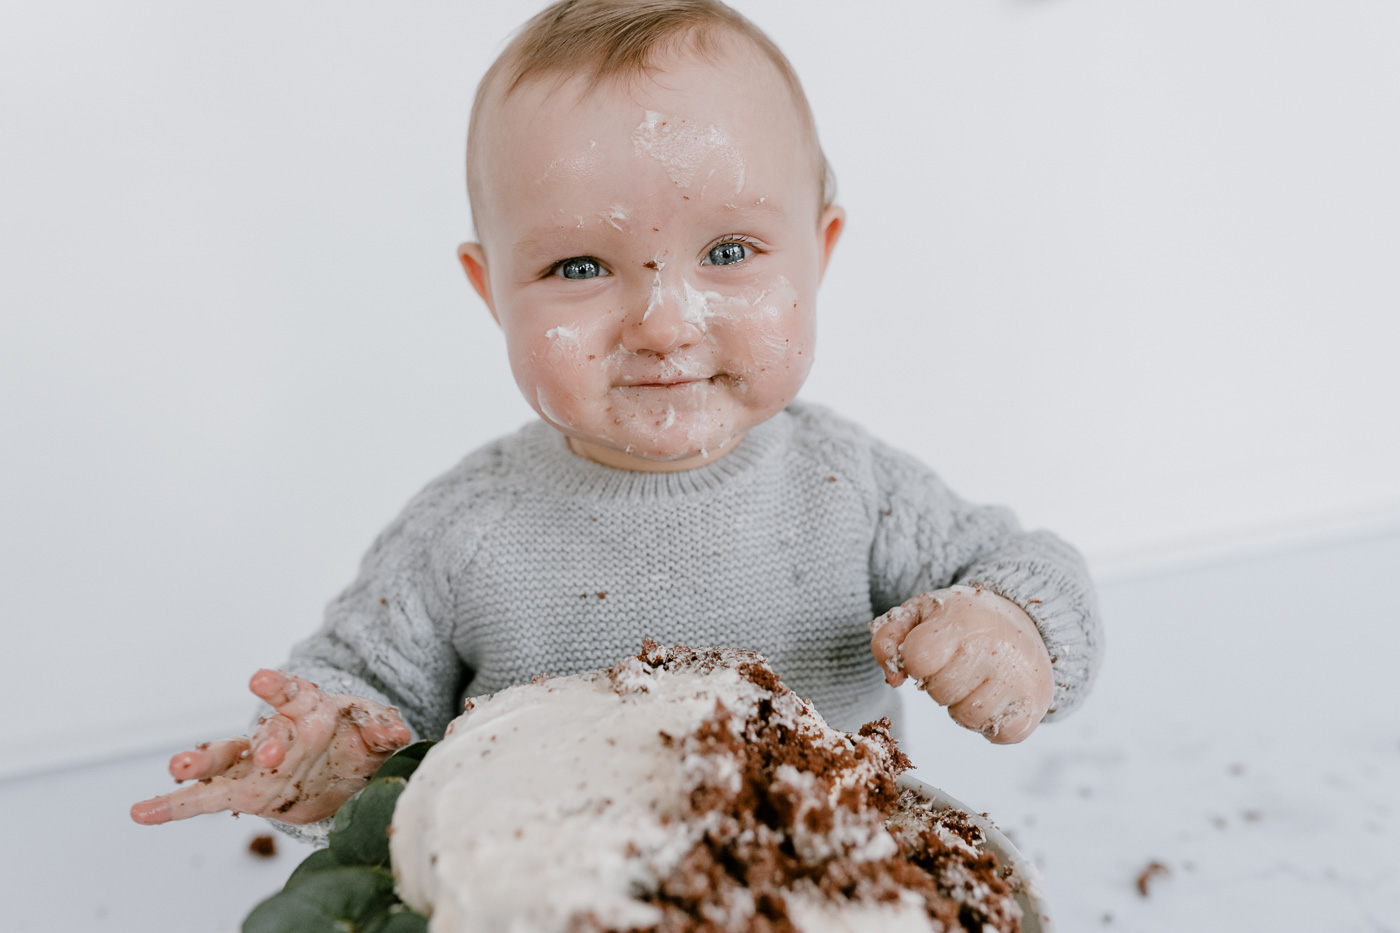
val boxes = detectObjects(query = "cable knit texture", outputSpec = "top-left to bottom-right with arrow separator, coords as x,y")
271,401 -> 1102,843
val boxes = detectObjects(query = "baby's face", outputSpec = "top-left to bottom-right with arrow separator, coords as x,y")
462,40 -> 842,471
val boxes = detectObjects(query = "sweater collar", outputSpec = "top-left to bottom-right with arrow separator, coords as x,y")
514,408 -> 793,501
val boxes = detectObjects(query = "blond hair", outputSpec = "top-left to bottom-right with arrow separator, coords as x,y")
466,0 -> 834,223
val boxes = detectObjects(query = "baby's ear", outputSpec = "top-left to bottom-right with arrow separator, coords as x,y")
816,205 -> 845,281
457,243 -> 498,325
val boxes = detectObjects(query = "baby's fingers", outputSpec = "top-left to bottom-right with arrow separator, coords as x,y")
983,701 -> 1040,745
168,737 -> 250,782
353,707 -> 412,754
869,593 -> 945,685
947,681 -> 1044,745
252,716 -> 297,769
897,613 -> 965,691
249,669 -> 323,720
914,644 -> 986,708
131,777 -> 247,825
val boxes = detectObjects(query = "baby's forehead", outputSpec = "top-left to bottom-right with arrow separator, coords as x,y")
467,32 -> 825,236
489,36 -> 799,129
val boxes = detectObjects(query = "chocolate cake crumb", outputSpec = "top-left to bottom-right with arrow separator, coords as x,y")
248,834 -> 277,858
629,692 -> 1018,932
1136,860 -> 1170,896
738,660 -> 782,693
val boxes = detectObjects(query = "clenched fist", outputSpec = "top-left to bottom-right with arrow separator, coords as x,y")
869,584 -> 1053,744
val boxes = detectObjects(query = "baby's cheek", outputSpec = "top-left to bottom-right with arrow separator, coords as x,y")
531,382 -> 582,431
530,353 -> 600,427
541,318 -> 612,372
508,318 -> 614,427
730,283 -> 814,389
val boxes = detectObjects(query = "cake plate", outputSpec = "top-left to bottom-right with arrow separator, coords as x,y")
899,775 -> 1055,933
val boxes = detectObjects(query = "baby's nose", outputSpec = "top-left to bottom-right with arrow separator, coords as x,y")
620,277 -> 704,355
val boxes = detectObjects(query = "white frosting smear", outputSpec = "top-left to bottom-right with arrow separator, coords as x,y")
632,110 -> 744,190
390,644 -> 1022,933
392,651 -> 762,931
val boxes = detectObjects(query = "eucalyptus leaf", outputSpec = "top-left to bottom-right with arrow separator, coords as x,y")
362,906 -> 431,933
282,846 -> 342,890
248,740 -> 438,930
243,865 -> 396,933
372,740 -> 436,781
329,776 -> 408,867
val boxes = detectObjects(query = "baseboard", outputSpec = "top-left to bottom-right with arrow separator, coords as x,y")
1088,500 -> 1400,582
0,702 -> 254,783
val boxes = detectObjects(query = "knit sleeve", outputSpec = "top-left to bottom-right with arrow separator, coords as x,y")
262,449 -> 518,846
867,441 -> 1102,720
282,444 -> 517,741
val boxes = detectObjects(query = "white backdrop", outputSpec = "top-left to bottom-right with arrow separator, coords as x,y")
2,0 -> 1397,777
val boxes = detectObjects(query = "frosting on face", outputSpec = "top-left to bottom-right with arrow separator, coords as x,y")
470,41 -> 834,471
537,138 -> 600,188
631,109 -> 746,194
524,268 -> 810,462
598,203 -> 629,230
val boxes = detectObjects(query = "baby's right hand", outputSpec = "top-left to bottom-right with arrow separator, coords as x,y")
129,670 -> 412,826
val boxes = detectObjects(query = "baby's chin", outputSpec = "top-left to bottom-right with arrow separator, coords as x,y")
566,423 -> 746,471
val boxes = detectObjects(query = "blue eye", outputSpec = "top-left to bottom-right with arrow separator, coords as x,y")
705,241 -> 750,267
553,257 -> 607,280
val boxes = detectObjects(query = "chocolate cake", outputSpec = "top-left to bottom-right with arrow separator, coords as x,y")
389,641 -> 1028,932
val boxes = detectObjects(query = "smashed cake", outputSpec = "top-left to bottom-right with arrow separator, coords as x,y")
389,641 -> 1027,932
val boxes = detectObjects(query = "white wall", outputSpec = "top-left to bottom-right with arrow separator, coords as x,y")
2,0 -> 1397,776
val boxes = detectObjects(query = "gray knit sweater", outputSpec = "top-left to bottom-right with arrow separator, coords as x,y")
284,401 -> 1101,745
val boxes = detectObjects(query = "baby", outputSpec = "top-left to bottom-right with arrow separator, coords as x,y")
131,0 -> 1101,836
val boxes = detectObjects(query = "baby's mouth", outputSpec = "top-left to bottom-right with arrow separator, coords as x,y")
616,374 -> 723,390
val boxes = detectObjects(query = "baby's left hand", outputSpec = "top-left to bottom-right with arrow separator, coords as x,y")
869,585 -> 1053,744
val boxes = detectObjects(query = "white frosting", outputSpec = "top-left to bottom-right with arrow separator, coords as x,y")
643,267 -> 664,322
391,658 -> 770,931
533,386 -> 577,432
389,648 -> 988,933
599,204 -> 628,230
631,109 -> 743,190
784,889 -> 944,933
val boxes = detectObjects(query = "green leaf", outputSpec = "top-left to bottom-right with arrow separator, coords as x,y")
243,865 -> 397,933
283,846 -> 343,891
248,741 -> 436,931
372,740 -> 436,781
329,776 -> 407,867
362,906 -> 430,933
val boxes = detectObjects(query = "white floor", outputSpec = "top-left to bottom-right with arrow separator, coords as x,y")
3,532 -> 1398,932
